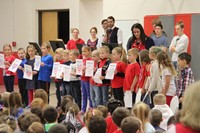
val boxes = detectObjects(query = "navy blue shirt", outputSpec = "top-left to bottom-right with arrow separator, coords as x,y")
17,58 -> 27,79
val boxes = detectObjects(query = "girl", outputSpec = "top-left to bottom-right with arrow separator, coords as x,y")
111,47 -> 127,102
147,46 -> 162,108
9,92 -> 24,118
80,46 -> 93,114
132,102 -> 155,133
38,42 -> 53,102
157,51 -> 176,106
25,45 -> 39,105
3,44 -> 16,92
169,21 -> 189,70
34,89 -> 48,105
54,48 -> 64,108
96,46 -> 111,105
87,27 -> 100,51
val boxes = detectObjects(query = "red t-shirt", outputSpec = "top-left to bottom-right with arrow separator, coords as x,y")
123,62 -> 140,91
81,57 -> 92,81
106,116 -> 117,133
113,129 -> 123,133
176,123 -> 199,133
66,38 -> 85,50
111,61 -> 127,88
4,55 -> 16,76
138,63 -> 149,88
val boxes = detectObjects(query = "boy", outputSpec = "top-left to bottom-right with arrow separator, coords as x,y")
150,109 -> 165,132
97,105 -> 108,118
177,52 -> 194,109
153,94 -> 173,130
112,107 -> 130,133
43,106 -> 58,132
88,116 -> 107,133
121,116 -> 143,133
69,49 -> 82,109
124,48 -> 140,104
17,48 -> 28,107
48,124 -> 68,133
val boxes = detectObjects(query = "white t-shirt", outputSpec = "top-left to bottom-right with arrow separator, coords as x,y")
161,68 -> 176,96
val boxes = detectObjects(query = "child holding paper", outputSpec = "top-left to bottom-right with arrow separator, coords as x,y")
69,49 -> 82,109
17,48 -> 28,106
38,42 -> 53,102
3,44 -> 16,92
97,46 -> 111,105
80,46 -> 93,114
123,48 -> 140,104
111,47 -> 127,103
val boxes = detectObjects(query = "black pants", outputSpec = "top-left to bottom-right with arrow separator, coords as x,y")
70,81 -> 82,110
18,79 -> 28,106
112,87 -> 124,102
39,80 -> 50,103
55,82 -> 62,107
3,75 -> 14,92
62,81 -> 71,96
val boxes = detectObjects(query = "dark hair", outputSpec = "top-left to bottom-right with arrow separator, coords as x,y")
176,20 -> 184,29
106,99 -> 123,115
112,107 -> 130,127
48,124 -> 68,133
97,105 -> 108,118
63,121 -> 76,133
131,23 -> 148,45
88,116 -> 107,133
107,16 -> 115,22
61,96 -> 74,113
43,106 -> 58,123
90,27 -> 98,33
150,109 -> 162,126
17,112 -> 32,130
101,19 -> 107,24
178,52 -> 191,64
155,23 -> 163,29
31,107 -> 45,124
167,116 -> 175,126
9,92 -> 23,116
121,116 -> 142,133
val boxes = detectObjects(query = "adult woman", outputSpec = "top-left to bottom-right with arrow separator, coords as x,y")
127,23 -> 155,51
87,27 -> 100,51
169,21 -> 189,69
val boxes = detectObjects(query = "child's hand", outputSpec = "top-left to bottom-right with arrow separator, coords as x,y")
32,71 -> 37,75
100,76 -> 105,80
4,61 -> 10,66
40,62 -> 45,66
18,66 -> 23,70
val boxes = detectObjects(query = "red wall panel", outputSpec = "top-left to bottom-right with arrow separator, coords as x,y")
144,15 -> 159,36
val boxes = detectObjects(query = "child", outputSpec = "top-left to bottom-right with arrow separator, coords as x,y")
69,49 -> 82,109
43,106 -> 58,132
9,92 -> 24,118
111,47 -> 127,102
147,46 -> 162,108
62,50 -> 71,96
153,94 -> 173,130
97,105 -> 108,118
157,51 -> 176,105
17,48 -> 28,107
48,124 -> 68,133
88,116 -> 107,133
96,46 -> 111,105
80,46 -> 93,114
34,89 -> 48,105
132,102 -> 155,133
150,109 -> 165,132
3,44 -> 16,92
124,48 -> 140,104
90,50 -> 100,107
138,50 -> 151,101
38,42 -> 53,102
176,52 -> 194,109
25,45 -> 39,105
112,107 -> 130,133
121,116 -> 143,133
26,122 -> 45,133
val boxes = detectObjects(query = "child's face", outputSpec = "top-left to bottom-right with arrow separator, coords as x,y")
4,46 -> 12,56
62,53 -> 69,61
55,53 -> 62,60
17,50 -> 25,59
41,46 -> 48,55
99,49 -> 109,59
28,48 -> 35,58
112,50 -> 121,62
82,49 -> 90,58
148,51 -> 155,60
69,52 -> 77,61
178,58 -> 187,69
92,54 -> 100,62
128,53 -> 136,63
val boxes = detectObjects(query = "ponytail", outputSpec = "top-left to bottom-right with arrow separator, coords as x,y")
112,47 -> 127,63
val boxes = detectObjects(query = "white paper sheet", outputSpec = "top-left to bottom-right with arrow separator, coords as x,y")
93,68 -> 102,84
0,54 -> 5,69
34,55 -> 41,71
23,64 -> 33,80
76,59 -> 83,75
85,60 -> 94,77
51,62 -> 60,77
170,96 -> 179,113
8,59 -> 22,73
105,63 -> 117,79
63,65 -> 71,82
56,64 -> 65,79
124,91 -> 132,108
135,89 -> 142,104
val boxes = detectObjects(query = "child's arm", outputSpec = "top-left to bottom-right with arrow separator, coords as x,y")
130,76 -> 139,92
41,56 -> 53,70
163,75 -> 170,95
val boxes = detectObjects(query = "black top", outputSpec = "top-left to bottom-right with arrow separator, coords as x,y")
107,27 -> 119,43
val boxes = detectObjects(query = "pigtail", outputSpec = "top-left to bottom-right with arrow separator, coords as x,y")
120,47 -> 128,64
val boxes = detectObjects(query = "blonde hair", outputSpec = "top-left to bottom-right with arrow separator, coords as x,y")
0,123 -> 13,133
149,46 -> 162,56
69,49 -> 79,57
55,48 -> 64,54
18,48 -> 25,53
26,122 -> 45,133
34,89 -> 48,105
41,42 -> 51,49
153,94 -> 166,105
132,102 -> 150,130
92,50 -> 99,57
85,109 -> 102,127
112,47 -> 127,63
128,48 -> 139,57
3,44 -> 12,51
62,49 -> 70,55
99,46 -> 110,54
30,98 -> 45,109
180,81 -> 200,130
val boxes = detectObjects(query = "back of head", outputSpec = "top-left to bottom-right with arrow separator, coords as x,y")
139,49 -> 151,64
85,109 -> 102,127
121,116 -> 142,133
150,109 -> 162,126
88,116 -> 106,133
97,105 -> 108,118
30,98 -> 45,109
112,107 -> 130,127
106,99 -> 123,115
0,115 -> 17,131
0,123 -> 13,133
1,92 -> 10,108
153,94 -> 166,105
31,107 -> 44,124
61,96 -> 74,113
48,124 -> 68,133
17,112 -> 32,130
43,106 -> 58,123
149,46 -> 162,56
34,89 -> 48,105
9,92 -> 22,109
26,122 -> 45,133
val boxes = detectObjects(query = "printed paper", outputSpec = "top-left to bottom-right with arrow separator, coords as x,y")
105,63 -> 117,79
93,68 -> 102,84
85,60 -> 94,77
63,65 -> 71,82
8,59 -> 22,73
124,91 -> 132,108
34,55 -> 41,71
76,59 -> 83,75
51,62 -> 60,77
56,64 -> 65,79
0,54 -> 5,69
23,64 -> 33,80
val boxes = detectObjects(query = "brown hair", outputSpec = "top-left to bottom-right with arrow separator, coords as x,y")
30,98 -> 45,109
9,92 -> 23,115
0,123 -> 14,133
62,49 -> 70,55
90,27 -> 98,33
66,103 -> 80,116
0,115 -> 17,131
112,107 -> 130,127
43,106 -> 58,123
26,45 -> 36,59
85,109 -> 102,127
34,89 -> 48,105
97,105 -> 108,118
139,49 -> 151,64
149,109 -> 162,126
151,17 -> 161,25
176,20 -> 184,29
69,49 -> 79,57
112,47 -> 127,63
153,94 -> 166,105
82,46 -> 92,57
26,122 -> 45,133
121,116 -> 142,133
71,28 -> 79,33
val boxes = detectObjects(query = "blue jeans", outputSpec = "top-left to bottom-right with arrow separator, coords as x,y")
81,81 -> 92,112
98,86 -> 109,105
172,61 -> 178,70
90,84 -> 101,107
